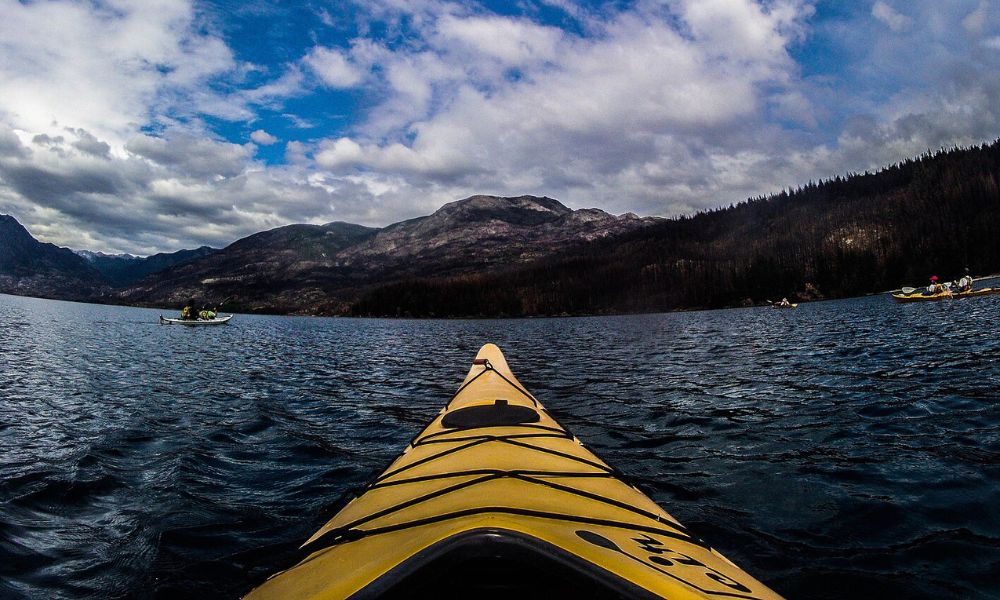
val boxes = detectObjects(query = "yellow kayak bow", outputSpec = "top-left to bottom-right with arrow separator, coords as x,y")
246,344 -> 784,600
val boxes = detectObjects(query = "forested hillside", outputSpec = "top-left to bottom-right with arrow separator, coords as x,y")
351,141 -> 1000,317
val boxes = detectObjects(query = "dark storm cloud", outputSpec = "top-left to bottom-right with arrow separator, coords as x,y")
125,134 -> 254,178
31,134 -> 68,158
148,191 -> 232,220
32,134 -> 65,146
0,162 -> 123,203
0,157 -> 156,236
68,129 -> 112,159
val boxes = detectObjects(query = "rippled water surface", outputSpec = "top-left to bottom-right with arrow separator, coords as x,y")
1,291 -> 998,599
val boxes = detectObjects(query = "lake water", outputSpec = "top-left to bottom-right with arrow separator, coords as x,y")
1,290 -> 998,599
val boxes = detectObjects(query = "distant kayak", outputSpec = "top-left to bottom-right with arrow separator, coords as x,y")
891,287 -> 1000,303
245,343 -> 784,600
772,303 -> 798,309
159,314 -> 233,325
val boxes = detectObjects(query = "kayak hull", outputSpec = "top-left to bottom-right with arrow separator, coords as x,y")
246,344 -> 783,600
892,287 -> 999,303
159,314 -> 233,325
953,287 -> 1000,300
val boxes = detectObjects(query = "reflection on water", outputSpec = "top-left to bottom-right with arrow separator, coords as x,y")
1,291 -> 998,599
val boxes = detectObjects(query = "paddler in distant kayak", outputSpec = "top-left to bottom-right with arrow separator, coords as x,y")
180,298 -> 198,320
957,268 -> 973,292
925,275 -> 944,295
199,306 -> 217,320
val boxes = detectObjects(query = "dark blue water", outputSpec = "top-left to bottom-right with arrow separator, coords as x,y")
1,290 -> 998,599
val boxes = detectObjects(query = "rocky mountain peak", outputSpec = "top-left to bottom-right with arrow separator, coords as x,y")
332,194 -> 657,275
0,214 -> 34,243
0,215 -> 105,297
432,195 -> 572,226
76,250 -> 140,262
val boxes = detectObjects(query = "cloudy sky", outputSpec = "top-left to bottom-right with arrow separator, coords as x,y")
1,0 -> 998,254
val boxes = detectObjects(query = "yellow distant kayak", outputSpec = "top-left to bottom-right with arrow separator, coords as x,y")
892,287 -> 1000,303
246,344 -> 784,600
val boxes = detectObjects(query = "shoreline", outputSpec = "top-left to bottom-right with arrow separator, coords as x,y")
3,273 -> 998,322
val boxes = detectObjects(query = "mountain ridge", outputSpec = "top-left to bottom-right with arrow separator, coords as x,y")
116,195 -> 659,313
78,246 -> 219,287
0,214 -> 105,299
0,216 -> 219,299
351,141 -> 1000,316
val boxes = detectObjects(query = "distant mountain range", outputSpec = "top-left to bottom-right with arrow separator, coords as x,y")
116,195 -> 657,314
76,247 -> 218,287
3,140 -> 999,316
0,195 -> 658,313
0,214 -> 220,300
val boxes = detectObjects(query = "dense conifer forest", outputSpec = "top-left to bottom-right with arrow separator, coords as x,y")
350,141 -> 1000,317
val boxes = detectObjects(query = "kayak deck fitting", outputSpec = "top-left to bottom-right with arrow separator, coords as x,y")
246,344 -> 783,600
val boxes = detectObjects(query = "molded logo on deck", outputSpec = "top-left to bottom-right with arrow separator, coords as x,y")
576,529 -> 760,598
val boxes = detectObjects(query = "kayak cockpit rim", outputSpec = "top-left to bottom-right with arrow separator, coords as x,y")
330,528 -> 666,600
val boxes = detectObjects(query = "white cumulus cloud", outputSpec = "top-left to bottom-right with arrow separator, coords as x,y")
304,46 -> 365,88
872,1 -> 913,32
301,1 -> 814,216
251,129 -> 279,145
0,0 -> 238,145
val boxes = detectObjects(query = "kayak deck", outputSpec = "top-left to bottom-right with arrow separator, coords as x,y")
159,314 -> 233,325
246,344 -> 783,600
